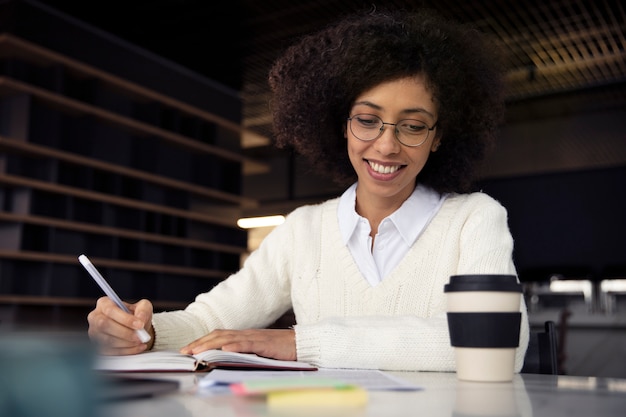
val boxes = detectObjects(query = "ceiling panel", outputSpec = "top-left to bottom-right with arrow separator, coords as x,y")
234,0 -> 626,145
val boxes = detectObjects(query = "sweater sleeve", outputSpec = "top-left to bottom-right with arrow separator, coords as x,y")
295,314 -> 455,371
151,214 -> 297,350
455,193 -> 530,372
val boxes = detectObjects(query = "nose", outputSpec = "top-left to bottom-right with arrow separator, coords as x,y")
374,123 -> 401,154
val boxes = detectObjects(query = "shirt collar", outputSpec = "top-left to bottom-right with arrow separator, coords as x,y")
338,183 -> 360,244
391,184 -> 445,246
338,182 -> 445,246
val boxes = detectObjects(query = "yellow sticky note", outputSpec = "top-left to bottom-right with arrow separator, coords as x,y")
267,386 -> 368,408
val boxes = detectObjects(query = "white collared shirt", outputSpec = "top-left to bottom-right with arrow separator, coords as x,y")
338,182 -> 446,286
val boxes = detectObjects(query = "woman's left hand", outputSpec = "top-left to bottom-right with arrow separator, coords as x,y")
179,328 -> 297,361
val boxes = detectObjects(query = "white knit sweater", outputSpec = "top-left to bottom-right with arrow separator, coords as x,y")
152,191 -> 529,372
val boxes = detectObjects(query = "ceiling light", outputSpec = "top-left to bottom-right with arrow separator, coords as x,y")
237,215 -> 285,229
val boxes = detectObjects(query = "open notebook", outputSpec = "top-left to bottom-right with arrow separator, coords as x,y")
95,349 -> 317,372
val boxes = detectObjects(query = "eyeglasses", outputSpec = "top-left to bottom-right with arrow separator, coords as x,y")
347,113 -> 437,147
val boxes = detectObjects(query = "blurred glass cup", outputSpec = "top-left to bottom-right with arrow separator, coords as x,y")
0,332 -> 99,417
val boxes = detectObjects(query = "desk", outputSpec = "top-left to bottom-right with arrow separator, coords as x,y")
101,371 -> 626,417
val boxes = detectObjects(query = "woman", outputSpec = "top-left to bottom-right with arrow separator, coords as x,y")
88,9 -> 529,372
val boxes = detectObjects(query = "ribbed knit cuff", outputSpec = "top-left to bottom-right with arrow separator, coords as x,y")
294,324 -> 321,365
151,311 -> 199,351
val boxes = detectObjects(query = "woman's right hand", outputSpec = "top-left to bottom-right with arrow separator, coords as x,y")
87,296 -> 154,355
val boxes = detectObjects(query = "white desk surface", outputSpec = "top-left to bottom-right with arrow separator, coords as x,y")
101,371 -> 626,417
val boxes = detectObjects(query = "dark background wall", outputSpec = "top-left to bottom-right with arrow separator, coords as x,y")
480,166 -> 626,282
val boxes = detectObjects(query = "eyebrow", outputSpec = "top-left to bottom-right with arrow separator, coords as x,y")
352,100 -> 436,119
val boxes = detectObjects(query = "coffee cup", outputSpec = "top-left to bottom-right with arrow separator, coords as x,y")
444,274 -> 522,382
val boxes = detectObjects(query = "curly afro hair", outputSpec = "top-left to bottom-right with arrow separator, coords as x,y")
268,8 -> 505,194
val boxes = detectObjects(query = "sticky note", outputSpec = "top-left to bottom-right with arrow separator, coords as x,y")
267,386 -> 368,408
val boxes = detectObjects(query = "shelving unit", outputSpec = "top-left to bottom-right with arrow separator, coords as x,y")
0,23 -> 256,326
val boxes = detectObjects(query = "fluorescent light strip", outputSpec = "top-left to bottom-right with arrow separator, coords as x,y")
237,215 -> 285,229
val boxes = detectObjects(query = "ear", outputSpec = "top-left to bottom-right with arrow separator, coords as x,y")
430,137 -> 441,152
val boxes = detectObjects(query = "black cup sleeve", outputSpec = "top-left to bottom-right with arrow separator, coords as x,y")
447,312 -> 521,348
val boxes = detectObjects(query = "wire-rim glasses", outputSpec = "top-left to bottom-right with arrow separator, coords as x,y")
347,113 -> 437,147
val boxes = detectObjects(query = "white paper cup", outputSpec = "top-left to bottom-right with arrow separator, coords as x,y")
444,275 -> 522,382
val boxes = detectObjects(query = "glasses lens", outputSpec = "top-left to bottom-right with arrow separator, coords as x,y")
350,114 -> 382,141
396,119 -> 430,146
349,114 -> 433,146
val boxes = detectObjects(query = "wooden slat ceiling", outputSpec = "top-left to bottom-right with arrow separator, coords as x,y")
239,0 -> 626,143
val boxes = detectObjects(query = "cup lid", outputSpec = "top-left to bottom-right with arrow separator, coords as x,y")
444,274 -> 522,293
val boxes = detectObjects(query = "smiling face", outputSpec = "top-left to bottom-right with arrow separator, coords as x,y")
346,75 -> 440,212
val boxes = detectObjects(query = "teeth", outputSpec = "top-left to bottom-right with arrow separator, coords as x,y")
369,161 -> 400,174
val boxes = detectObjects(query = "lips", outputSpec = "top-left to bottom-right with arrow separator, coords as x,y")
368,160 -> 403,174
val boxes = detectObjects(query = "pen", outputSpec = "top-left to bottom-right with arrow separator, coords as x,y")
78,254 -> 152,343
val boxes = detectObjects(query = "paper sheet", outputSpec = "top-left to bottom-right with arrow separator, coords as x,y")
199,368 -> 421,391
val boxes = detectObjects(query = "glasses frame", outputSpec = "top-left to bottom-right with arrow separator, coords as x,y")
347,113 -> 438,147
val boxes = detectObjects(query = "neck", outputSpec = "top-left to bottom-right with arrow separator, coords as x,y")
354,185 -> 414,236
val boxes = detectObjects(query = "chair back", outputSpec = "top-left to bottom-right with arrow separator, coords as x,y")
521,320 -> 559,374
